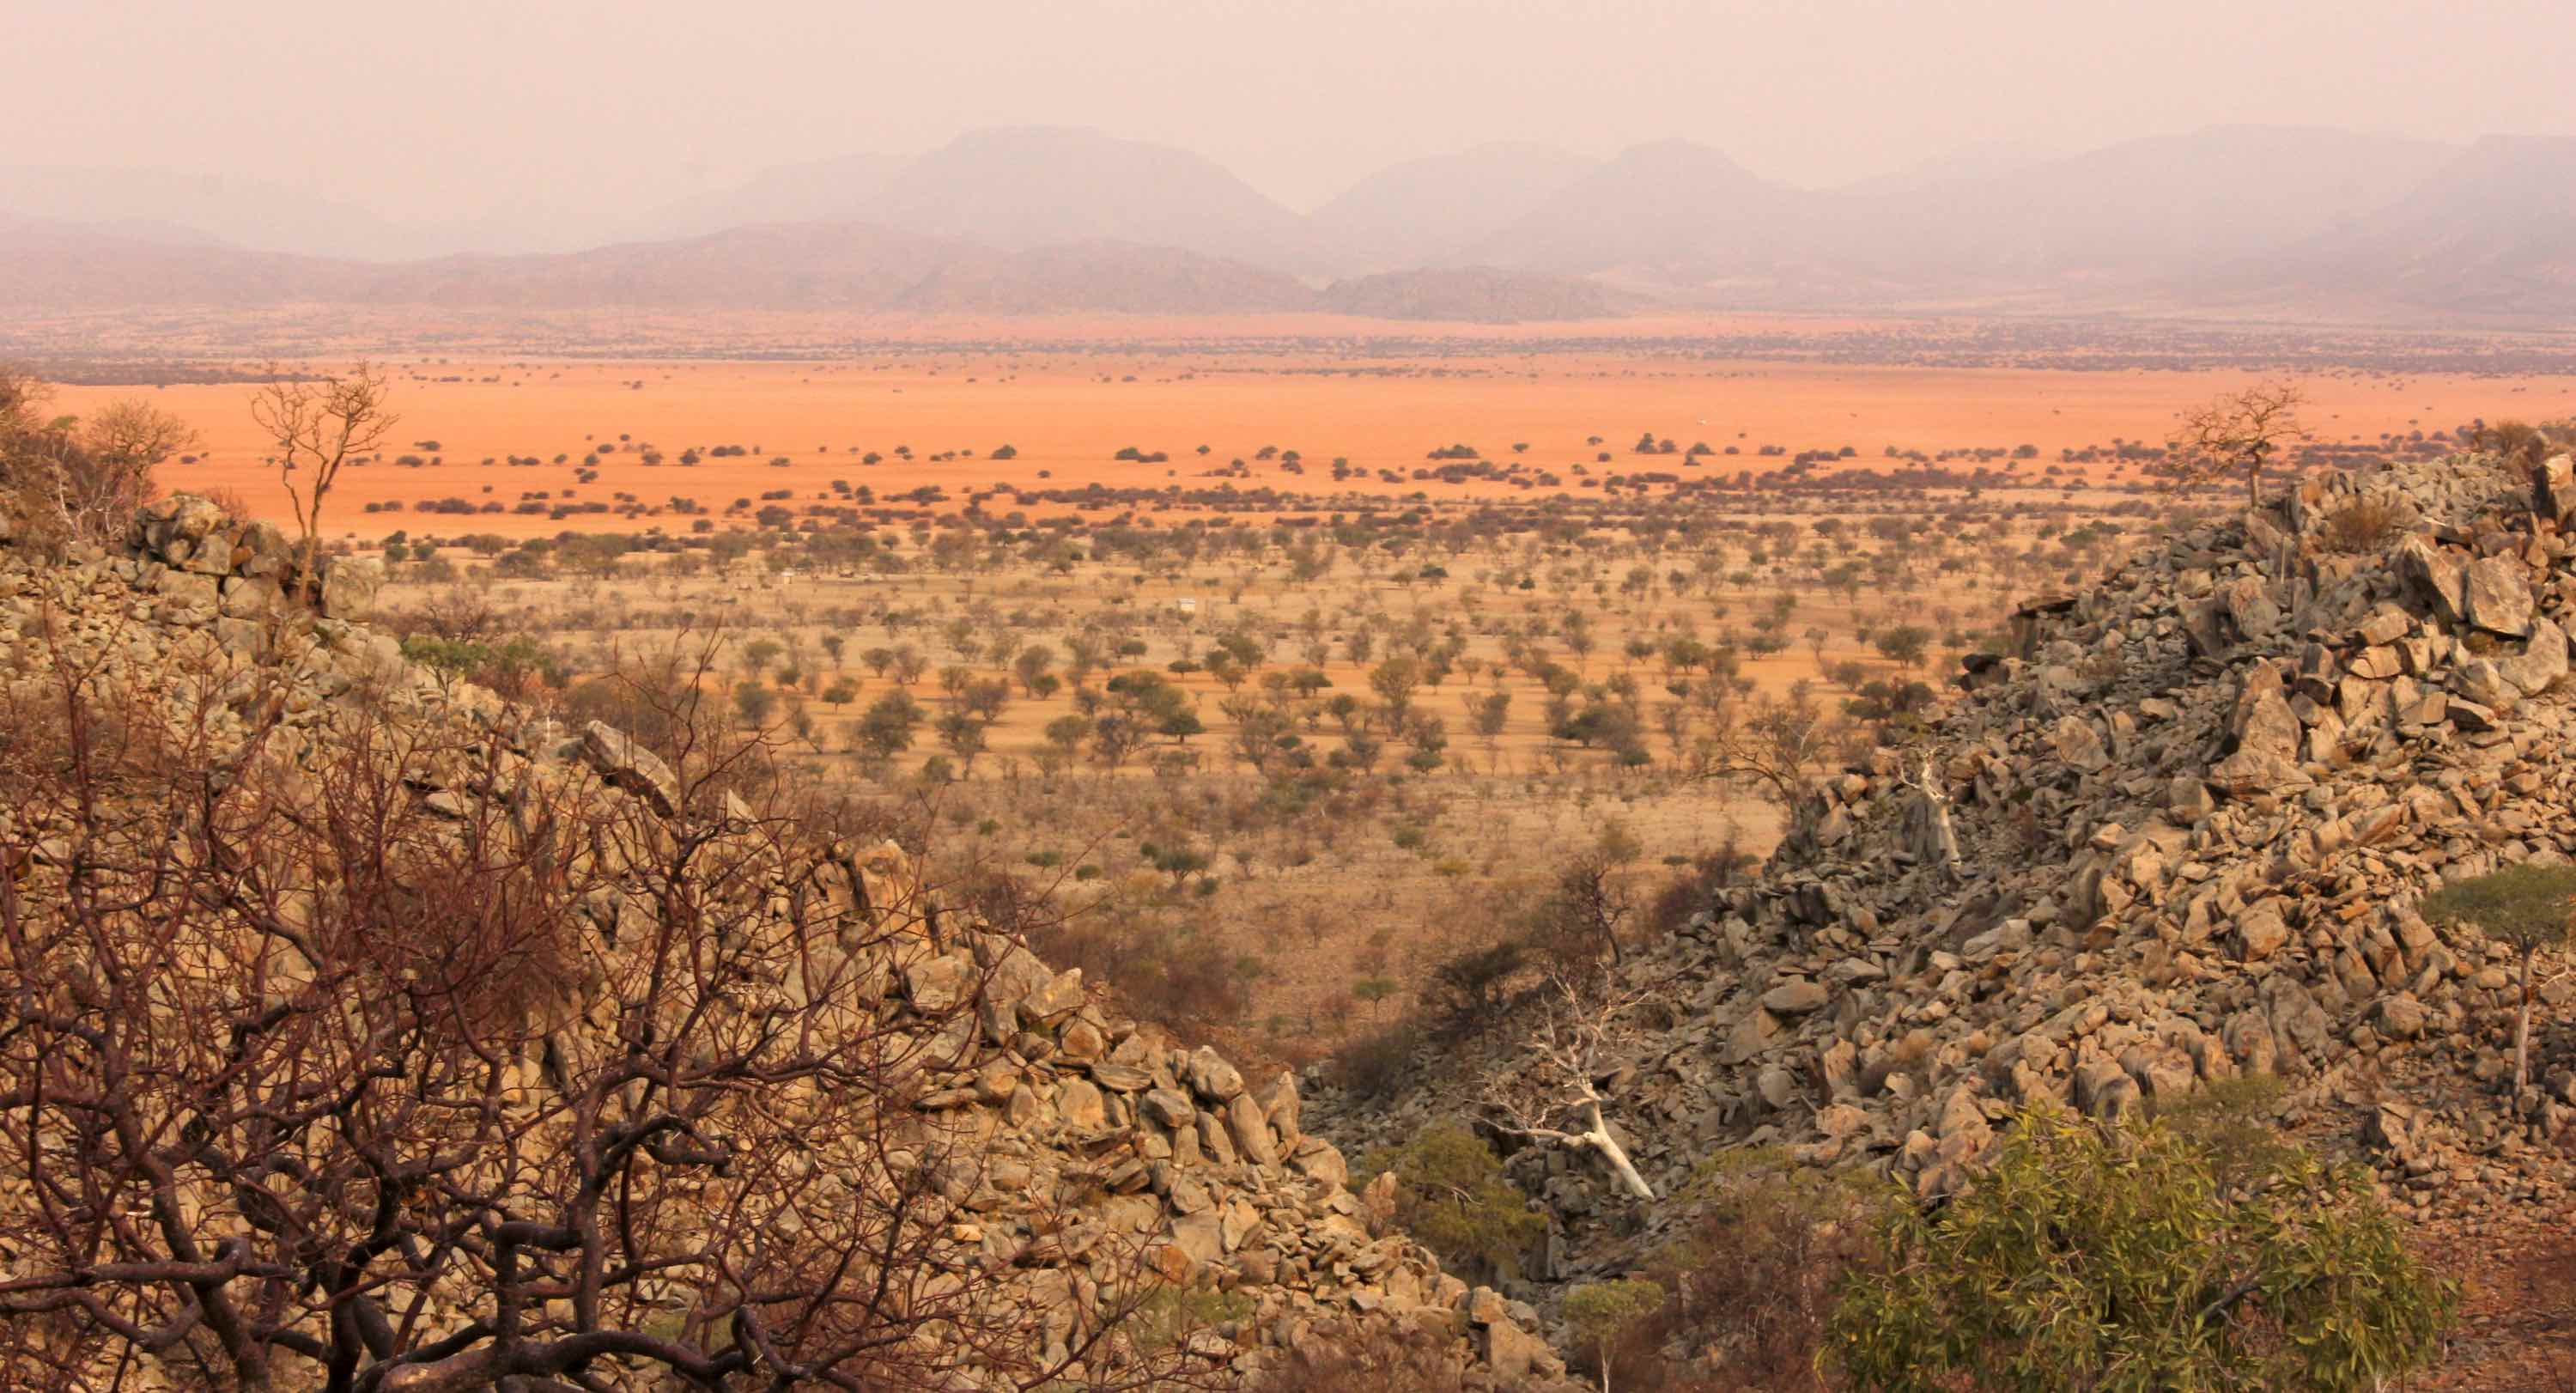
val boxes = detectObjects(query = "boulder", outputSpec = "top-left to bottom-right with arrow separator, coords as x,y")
1760,978 -> 1828,1017
2397,536 -> 2469,628
2539,453 -> 2576,527
1186,1046 -> 1245,1104
2053,715 -> 2109,772
579,721 -> 680,816
2463,556 -> 2537,636
2209,666 -> 2310,795
2499,617 -> 2572,696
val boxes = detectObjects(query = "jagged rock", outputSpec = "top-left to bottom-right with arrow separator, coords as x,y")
2209,665 -> 2310,795
2538,453 -> 2576,527
2499,617 -> 2572,696
2375,996 -> 2428,1041
579,720 -> 681,816
1139,1089 -> 1197,1129
1019,968 -> 1086,1023
1226,1092 -> 1280,1167
2398,534 -> 2471,628
1056,1078 -> 1108,1131
2220,575 -> 2281,641
1760,979 -> 1828,1016
2054,715 -> 2110,771
1815,1104 -> 1869,1141
2464,556 -> 2537,636
902,952 -> 975,1013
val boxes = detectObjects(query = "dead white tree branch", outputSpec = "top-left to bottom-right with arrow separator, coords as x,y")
1485,978 -> 1656,1201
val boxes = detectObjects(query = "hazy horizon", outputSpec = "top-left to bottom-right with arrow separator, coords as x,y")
8,0 -> 2574,259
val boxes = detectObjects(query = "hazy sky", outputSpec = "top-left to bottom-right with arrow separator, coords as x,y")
9,0 -> 2573,228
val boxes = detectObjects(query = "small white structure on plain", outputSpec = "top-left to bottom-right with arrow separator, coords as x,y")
1175,596 -> 1200,615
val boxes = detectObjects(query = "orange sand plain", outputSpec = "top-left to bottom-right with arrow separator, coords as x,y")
53,355 -> 2576,540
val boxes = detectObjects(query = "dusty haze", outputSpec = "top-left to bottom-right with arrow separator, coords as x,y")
7,0 -> 2573,257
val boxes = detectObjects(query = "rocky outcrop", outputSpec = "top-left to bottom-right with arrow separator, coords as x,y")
127,491 -> 383,622
0,498 -> 1564,1390
1321,453 -> 2576,1297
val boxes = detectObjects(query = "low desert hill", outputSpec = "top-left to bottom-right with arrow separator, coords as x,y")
624,150 -> 909,243
0,220 -> 1323,317
1315,265 -> 1627,323
1453,139 -> 1829,282
13,124 -> 2576,322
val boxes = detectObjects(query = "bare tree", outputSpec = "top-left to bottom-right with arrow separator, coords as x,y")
1484,980 -> 1656,1201
252,360 -> 397,602
2154,380 -> 2307,508
1686,690 -> 1837,805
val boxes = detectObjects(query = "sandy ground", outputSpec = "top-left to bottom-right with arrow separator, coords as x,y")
51,355 -> 2576,540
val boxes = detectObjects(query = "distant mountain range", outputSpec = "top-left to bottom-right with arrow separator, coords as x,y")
6,124 -> 2574,324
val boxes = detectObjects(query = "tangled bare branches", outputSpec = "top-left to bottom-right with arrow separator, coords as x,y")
0,611 -> 1212,1391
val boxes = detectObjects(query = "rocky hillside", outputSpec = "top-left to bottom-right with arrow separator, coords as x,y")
1325,448 -> 2576,1287
0,498 -> 1566,1389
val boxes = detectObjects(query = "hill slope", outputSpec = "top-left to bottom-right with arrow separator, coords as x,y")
625,151 -> 908,242
2208,135 -> 2576,318
1326,447 -> 2576,1290
1458,139 -> 1828,280
1310,143 -> 1599,271
0,221 -> 1323,317
0,496 -> 1569,1388
1868,125 -> 2460,277
866,125 -> 1331,271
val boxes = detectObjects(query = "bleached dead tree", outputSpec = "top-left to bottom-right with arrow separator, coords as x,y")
1899,755 -> 1962,882
1485,979 -> 1656,1201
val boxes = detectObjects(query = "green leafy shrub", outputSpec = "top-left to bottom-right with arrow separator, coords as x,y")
1125,1278 -> 1252,1353
398,633 -> 568,700
1352,1122 -> 1546,1285
1826,1104 -> 2455,1392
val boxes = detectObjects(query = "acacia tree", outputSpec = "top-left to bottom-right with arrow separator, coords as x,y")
1687,690 -> 1836,806
2154,380 -> 2307,508
2422,862 -> 2576,1096
0,619 -> 1212,1391
0,368 -> 197,545
252,360 -> 397,602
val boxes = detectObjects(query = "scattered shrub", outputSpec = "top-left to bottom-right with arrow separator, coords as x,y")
1826,1104 -> 2454,1392
2311,493 -> 2415,554
1352,1122 -> 1546,1286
